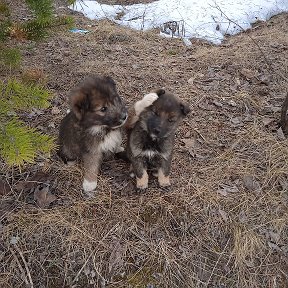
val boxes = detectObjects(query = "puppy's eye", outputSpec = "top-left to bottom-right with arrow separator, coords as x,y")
100,106 -> 107,112
153,110 -> 159,116
168,118 -> 176,123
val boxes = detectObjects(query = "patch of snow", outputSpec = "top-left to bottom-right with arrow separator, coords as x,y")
70,0 -> 288,44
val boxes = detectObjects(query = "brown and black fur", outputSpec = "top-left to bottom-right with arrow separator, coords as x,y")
126,89 -> 190,191
58,75 -> 127,193
280,92 -> 288,136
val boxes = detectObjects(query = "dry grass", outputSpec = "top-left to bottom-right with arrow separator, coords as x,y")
0,5 -> 288,288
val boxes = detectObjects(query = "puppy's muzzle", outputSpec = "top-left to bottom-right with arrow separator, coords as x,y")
150,127 -> 161,140
112,112 -> 128,129
120,112 -> 128,123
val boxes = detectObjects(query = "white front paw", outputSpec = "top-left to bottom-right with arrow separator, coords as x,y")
115,146 -> 125,153
83,179 -> 97,192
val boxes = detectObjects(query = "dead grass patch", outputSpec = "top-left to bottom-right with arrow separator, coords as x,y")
0,7 -> 288,288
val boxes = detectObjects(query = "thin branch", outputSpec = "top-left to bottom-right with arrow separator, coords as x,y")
14,245 -> 34,288
72,250 -> 94,284
9,247 -> 30,286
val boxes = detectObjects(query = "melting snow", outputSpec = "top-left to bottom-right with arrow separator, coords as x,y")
70,0 -> 288,44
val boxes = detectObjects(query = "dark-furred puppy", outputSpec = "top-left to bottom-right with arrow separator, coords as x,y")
58,75 -> 127,193
126,89 -> 190,190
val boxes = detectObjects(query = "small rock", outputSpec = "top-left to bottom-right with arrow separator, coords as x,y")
10,236 -> 20,245
276,127 -> 286,140
219,209 -> 228,221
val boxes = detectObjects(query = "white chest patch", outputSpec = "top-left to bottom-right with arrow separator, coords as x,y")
99,129 -> 122,153
89,126 -> 103,135
141,149 -> 157,159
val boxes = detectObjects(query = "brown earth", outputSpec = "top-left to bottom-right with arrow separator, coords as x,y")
1,2 -> 288,288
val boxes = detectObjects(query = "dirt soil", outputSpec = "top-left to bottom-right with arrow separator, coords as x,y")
1,2 -> 288,288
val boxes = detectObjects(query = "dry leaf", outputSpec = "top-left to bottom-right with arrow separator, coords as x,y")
278,176 -> 288,191
219,209 -> 228,221
216,188 -> 227,196
0,179 -> 10,196
239,210 -> 248,223
220,184 -> 239,193
267,241 -> 281,252
244,260 -> 255,268
184,131 -> 191,137
268,231 -> 280,243
188,77 -> 194,84
262,117 -> 274,127
10,236 -> 20,245
257,73 -> 271,85
240,68 -> 257,79
195,154 -> 209,160
230,117 -> 243,126
34,185 -> 56,208
15,171 -> 49,191
276,127 -> 286,140
217,184 -> 239,196
243,175 -> 261,193
108,241 -> 126,274
181,138 -> 197,149
181,137 -> 200,157
212,100 -> 223,107
228,100 -> 237,107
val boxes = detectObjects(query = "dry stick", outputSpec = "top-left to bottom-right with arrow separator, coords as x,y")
72,250 -> 95,284
205,238 -> 230,287
212,2 -> 288,84
14,245 -> 34,288
9,247 -> 30,286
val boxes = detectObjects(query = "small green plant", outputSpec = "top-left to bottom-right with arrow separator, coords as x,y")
0,0 -> 75,167
0,47 -> 21,68
0,80 -> 55,167
0,0 -> 74,41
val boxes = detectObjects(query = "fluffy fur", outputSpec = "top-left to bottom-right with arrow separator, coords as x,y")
58,75 -> 127,193
126,89 -> 190,191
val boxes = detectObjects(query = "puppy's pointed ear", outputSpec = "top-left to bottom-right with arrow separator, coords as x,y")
69,89 -> 88,120
180,102 -> 191,117
104,76 -> 116,87
155,88 -> 165,97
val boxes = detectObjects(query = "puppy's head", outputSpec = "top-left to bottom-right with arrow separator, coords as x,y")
69,75 -> 127,129
139,89 -> 190,140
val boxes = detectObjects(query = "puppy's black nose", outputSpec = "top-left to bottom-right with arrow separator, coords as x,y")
120,112 -> 128,121
153,128 -> 161,135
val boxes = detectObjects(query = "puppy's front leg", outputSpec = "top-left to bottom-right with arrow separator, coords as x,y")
131,158 -> 148,190
82,152 -> 102,193
158,157 -> 172,188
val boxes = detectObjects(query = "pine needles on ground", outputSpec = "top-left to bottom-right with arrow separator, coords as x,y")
0,47 -> 21,68
0,80 -> 55,167
0,119 -> 54,166
0,0 -> 72,167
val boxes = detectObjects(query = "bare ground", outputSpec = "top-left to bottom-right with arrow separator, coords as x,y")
1,3 -> 288,288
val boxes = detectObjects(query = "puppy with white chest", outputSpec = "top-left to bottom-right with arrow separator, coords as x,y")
126,89 -> 190,191
58,75 -> 127,194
